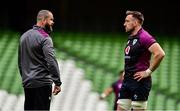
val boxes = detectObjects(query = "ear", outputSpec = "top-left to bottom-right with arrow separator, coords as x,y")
134,19 -> 138,25
42,18 -> 47,25
42,18 -> 47,22
135,19 -> 141,26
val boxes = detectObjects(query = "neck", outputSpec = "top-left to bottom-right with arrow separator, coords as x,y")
36,22 -> 44,28
130,26 -> 142,36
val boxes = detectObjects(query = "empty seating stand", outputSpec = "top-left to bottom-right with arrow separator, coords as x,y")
0,31 -> 179,110
54,32 -> 180,110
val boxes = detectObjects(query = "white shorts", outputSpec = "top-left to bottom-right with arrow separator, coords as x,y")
117,99 -> 148,110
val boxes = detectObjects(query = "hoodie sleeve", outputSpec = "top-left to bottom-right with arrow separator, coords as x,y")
42,37 -> 62,86
18,44 -> 22,77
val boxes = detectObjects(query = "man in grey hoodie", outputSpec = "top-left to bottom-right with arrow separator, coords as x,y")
18,9 -> 62,111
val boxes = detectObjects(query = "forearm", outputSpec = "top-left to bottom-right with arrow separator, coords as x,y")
48,58 -> 62,86
149,51 -> 165,72
148,43 -> 165,72
101,88 -> 113,98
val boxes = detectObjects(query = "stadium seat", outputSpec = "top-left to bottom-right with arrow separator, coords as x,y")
147,90 -> 156,110
154,93 -> 166,110
177,102 -> 180,111
50,59 -> 109,111
1,94 -> 17,111
0,90 -> 8,108
165,98 -> 177,110
14,95 -> 24,111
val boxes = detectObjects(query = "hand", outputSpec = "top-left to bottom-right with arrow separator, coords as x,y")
99,93 -> 106,100
99,96 -> 104,100
134,71 -> 149,81
52,85 -> 61,95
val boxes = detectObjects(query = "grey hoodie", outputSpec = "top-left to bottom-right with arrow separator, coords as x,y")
18,25 -> 62,88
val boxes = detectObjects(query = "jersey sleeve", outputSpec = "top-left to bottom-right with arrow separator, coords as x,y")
140,34 -> 156,49
111,81 -> 116,89
42,37 -> 62,86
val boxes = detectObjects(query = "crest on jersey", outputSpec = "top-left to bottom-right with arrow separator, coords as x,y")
134,94 -> 138,100
125,46 -> 130,55
133,39 -> 137,45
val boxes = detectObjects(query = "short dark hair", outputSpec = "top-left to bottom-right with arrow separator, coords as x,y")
126,10 -> 144,25
37,10 -> 51,22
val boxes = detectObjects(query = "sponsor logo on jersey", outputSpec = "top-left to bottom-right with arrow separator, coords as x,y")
125,46 -> 130,55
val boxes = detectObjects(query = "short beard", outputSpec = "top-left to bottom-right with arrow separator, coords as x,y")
44,24 -> 53,35
127,30 -> 133,35
126,28 -> 134,35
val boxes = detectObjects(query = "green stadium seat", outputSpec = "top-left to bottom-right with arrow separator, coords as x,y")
84,65 -> 95,81
92,69 -> 104,93
10,73 -> 22,94
177,102 -> 180,111
147,90 -> 156,110
165,98 -> 177,110
154,93 -> 166,110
